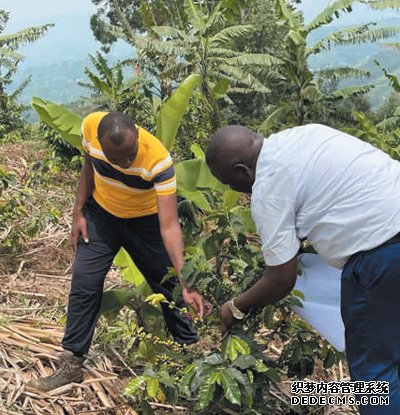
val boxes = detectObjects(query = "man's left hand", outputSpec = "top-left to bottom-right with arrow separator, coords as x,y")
182,288 -> 213,321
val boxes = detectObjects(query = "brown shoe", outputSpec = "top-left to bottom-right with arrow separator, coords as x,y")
28,350 -> 84,392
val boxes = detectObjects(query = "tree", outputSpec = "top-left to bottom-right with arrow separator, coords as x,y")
78,52 -> 155,130
0,10 -> 53,139
257,0 -> 400,131
111,0 -> 281,129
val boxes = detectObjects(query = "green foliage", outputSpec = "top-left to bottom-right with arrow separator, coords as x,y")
0,10 -> 53,140
0,150 -> 69,253
345,111 -> 400,159
31,97 -> 84,151
37,123 -> 81,161
258,0 -> 399,132
78,53 -> 155,130
156,74 -> 201,151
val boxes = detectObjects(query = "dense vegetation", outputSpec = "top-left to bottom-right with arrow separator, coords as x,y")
1,0 -> 400,414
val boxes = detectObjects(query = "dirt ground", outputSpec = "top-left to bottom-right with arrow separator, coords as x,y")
0,143 -> 137,415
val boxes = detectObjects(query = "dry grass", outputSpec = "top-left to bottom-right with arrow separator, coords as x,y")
0,318 -> 137,415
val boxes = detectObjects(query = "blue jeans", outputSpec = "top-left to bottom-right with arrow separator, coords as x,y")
341,239 -> 400,414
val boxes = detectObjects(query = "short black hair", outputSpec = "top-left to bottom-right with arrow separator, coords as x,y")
97,112 -> 137,145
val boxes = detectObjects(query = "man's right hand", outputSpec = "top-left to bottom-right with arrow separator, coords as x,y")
71,212 -> 89,254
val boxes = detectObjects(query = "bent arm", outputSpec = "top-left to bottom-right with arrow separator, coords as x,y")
234,256 -> 298,312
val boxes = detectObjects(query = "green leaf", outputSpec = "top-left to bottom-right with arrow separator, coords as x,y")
30,97 -> 83,151
198,373 -> 217,410
124,376 -> 145,396
203,353 -> 225,366
222,335 -> 251,362
176,159 -> 227,191
210,25 -> 255,45
145,293 -> 167,306
151,25 -> 184,39
178,189 -> 213,212
331,85 -> 374,99
246,369 -> 254,384
306,0 -> 356,32
180,364 -> 197,395
301,85 -> 325,102
184,0 -> 205,31
175,159 -> 228,211
113,248 -> 145,287
222,190 -> 240,211
146,378 -> 160,398
233,354 -> 257,370
254,360 -> 268,373
221,371 -> 241,406
210,371 -> 222,385
375,60 -> 400,93
323,349 -> 336,369
265,368 -> 281,383
100,289 -> 136,315
229,207 -> 256,233
212,78 -> 230,99
191,143 -> 205,160
156,73 -> 201,151
227,367 -> 253,406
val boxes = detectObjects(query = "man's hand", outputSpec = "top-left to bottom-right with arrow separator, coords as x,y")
220,301 -> 239,335
70,212 -> 89,254
182,287 -> 213,321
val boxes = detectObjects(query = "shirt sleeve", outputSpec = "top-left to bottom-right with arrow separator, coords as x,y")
151,153 -> 176,196
251,193 -> 300,266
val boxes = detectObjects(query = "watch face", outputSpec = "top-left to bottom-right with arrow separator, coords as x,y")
229,300 -> 245,320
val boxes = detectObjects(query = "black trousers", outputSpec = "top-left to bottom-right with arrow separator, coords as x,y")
62,197 -> 198,355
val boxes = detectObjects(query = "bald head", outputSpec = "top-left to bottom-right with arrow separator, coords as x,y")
206,125 -> 263,193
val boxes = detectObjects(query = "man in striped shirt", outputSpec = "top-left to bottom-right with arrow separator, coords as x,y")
29,112 -> 212,391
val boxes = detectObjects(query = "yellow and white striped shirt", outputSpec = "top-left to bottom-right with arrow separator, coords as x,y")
81,112 -> 176,218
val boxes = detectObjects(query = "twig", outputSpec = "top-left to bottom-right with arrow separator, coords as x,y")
34,273 -> 70,281
269,389 -> 290,406
338,360 -> 344,380
5,290 -> 46,298
109,346 -> 137,377
150,402 -> 188,411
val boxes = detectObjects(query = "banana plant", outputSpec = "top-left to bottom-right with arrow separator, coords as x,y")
258,0 -> 400,130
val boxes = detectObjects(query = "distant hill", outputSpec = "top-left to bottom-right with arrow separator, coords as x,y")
7,6 -> 400,112
8,13 -> 132,107
307,16 -> 400,108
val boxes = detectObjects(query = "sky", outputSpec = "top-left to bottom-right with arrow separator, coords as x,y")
1,0 -> 96,28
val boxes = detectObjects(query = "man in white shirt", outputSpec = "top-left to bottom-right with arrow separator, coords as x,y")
206,124 -> 400,415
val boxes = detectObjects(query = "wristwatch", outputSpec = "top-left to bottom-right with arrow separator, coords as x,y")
228,299 -> 246,320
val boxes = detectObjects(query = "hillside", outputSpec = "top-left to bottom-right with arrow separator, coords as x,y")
7,13 -> 132,106
6,7 -> 400,110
